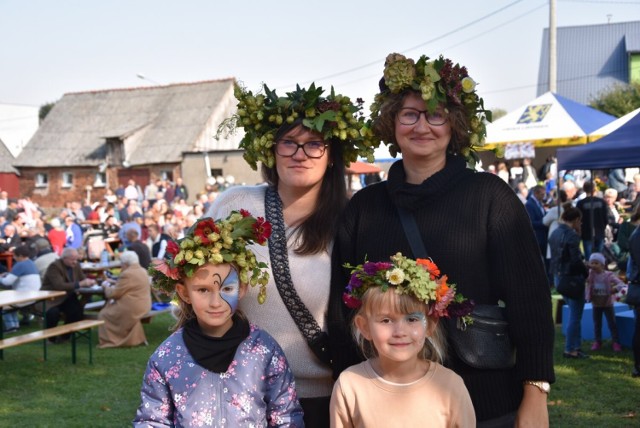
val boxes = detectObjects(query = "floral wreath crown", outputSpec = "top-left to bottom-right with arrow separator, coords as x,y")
343,252 -> 474,322
369,53 -> 491,159
149,210 -> 272,304
217,82 -> 381,170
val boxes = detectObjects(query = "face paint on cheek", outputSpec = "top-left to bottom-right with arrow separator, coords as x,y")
406,312 -> 428,338
219,269 -> 240,313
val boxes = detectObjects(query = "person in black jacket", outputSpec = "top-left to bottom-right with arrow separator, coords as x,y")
548,206 -> 589,359
328,52 -> 555,427
577,181 -> 608,258
148,223 -> 171,260
626,211 -> 640,377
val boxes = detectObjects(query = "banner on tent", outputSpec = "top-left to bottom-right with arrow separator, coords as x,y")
504,142 -> 535,160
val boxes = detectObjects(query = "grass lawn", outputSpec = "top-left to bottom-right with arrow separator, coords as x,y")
0,313 -> 638,427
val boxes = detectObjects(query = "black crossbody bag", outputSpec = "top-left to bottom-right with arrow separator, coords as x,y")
264,187 -> 331,367
396,205 -> 516,370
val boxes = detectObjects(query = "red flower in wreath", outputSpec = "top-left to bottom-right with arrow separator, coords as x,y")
194,218 -> 219,245
239,209 -> 251,218
252,217 -> 272,244
166,240 -> 180,257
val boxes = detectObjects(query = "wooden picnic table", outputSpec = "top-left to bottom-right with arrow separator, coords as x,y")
0,289 -> 66,311
0,289 -> 66,358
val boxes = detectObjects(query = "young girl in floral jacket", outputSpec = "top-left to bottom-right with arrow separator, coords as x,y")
133,212 -> 303,427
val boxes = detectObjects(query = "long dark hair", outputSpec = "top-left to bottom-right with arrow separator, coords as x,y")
561,206 -> 582,223
372,89 -> 471,156
261,121 -> 347,255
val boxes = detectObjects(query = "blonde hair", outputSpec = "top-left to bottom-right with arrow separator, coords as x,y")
353,287 -> 447,363
604,188 -> 618,199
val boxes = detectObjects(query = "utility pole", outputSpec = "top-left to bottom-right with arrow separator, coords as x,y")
549,0 -> 557,93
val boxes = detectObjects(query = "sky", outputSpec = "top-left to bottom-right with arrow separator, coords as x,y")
1,0 -> 640,114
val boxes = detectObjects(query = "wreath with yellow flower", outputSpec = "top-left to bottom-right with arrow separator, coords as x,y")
217,82 -> 381,170
343,252 -> 474,323
149,210 -> 272,304
368,53 -> 492,161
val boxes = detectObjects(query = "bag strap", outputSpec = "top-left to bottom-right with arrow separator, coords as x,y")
264,186 -> 325,347
396,205 -> 428,259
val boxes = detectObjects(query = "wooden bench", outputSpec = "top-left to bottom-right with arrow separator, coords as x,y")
84,301 -> 173,324
141,305 -> 173,323
84,300 -> 106,311
0,319 -> 104,364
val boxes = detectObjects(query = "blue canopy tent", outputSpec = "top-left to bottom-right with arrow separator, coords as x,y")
557,110 -> 640,170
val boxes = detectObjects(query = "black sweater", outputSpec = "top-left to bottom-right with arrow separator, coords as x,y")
328,155 -> 555,422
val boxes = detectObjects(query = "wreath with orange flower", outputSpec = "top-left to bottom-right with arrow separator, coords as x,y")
343,252 -> 474,322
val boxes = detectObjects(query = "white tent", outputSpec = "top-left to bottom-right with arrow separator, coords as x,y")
588,107 -> 640,141
484,92 -> 615,149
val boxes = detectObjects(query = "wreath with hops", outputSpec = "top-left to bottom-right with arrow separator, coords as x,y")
149,210 -> 272,304
369,53 -> 492,163
217,82 -> 381,170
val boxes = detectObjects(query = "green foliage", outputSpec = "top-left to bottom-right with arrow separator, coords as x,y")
38,102 -> 56,123
589,82 -> 640,118
0,314 -> 174,427
0,318 -> 638,426
218,82 -> 378,170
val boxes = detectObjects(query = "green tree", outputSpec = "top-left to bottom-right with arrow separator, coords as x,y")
39,102 -> 55,123
589,82 -> 640,117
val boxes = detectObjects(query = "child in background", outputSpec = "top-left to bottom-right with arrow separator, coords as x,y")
330,253 -> 475,428
133,212 -> 303,427
586,252 -> 625,352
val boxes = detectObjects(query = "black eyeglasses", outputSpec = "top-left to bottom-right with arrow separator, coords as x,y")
397,107 -> 448,126
275,140 -> 328,158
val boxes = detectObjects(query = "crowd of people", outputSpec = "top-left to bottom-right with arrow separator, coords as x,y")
2,51 -> 640,427
0,177 -> 226,348
487,150 -> 640,378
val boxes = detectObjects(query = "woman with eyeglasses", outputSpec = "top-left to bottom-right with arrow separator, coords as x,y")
328,54 -> 555,427
206,82 -> 378,427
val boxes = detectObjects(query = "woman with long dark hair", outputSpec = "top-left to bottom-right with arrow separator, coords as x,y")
207,82 -> 378,427
549,206 -> 589,359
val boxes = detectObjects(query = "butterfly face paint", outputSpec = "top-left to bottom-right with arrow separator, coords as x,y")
219,268 -> 241,313
405,312 -> 428,338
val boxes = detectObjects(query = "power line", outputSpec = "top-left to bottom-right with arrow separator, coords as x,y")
440,3 -> 548,53
283,0 -> 527,89
401,0 -> 527,54
559,0 -> 640,4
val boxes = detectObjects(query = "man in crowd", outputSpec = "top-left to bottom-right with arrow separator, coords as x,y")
147,223 -> 171,261
125,228 -> 151,270
42,248 -> 96,342
577,181 -> 608,258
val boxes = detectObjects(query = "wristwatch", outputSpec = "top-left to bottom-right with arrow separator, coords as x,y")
524,380 -> 551,394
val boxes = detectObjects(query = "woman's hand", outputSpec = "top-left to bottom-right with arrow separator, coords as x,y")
515,384 -> 549,428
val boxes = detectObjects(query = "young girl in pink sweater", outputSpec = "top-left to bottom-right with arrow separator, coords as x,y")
586,252 -> 625,352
